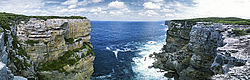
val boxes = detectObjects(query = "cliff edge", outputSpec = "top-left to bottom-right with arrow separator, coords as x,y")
152,18 -> 250,80
0,12 -> 95,80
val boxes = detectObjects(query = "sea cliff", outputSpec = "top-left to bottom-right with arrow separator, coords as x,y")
0,13 -> 94,80
152,18 -> 250,80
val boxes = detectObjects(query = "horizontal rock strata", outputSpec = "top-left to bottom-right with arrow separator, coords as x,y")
152,21 -> 249,80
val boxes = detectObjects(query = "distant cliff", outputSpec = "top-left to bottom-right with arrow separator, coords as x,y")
0,13 -> 94,80
152,18 -> 250,80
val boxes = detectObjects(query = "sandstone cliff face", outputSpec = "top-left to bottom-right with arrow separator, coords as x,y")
0,16 -> 94,80
153,21 -> 249,80
17,18 -> 91,63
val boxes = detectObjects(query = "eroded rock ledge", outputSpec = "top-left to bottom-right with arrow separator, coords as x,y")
152,20 -> 249,80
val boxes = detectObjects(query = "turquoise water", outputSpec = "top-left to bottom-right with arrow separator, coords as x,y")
90,21 -> 170,80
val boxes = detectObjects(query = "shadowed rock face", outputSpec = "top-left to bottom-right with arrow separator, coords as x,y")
153,21 -> 249,80
0,26 -> 36,80
0,28 -> 8,80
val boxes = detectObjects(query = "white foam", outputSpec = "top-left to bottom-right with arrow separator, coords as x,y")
164,27 -> 168,31
147,41 -> 157,44
132,41 -> 168,80
107,40 -> 168,79
95,74 -> 112,79
113,50 -> 119,59
106,47 -> 111,50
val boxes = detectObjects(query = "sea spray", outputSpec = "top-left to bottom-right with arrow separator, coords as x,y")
132,41 -> 169,80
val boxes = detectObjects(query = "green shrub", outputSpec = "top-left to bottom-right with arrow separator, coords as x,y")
217,21 -> 250,25
73,48 -> 81,52
75,38 -> 82,42
25,40 -> 39,46
65,38 -> 74,44
215,65 -> 222,74
232,29 -> 245,36
245,28 -> 250,33
87,49 -> 94,56
40,42 -> 94,73
174,17 -> 250,25
182,56 -> 191,66
40,50 -> 80,73
11,35 -> 30,58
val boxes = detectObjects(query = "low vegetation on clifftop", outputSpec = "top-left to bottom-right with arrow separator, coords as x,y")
172,17 -> 250,25
170,17 -> 250,36
0,12 -> 87,30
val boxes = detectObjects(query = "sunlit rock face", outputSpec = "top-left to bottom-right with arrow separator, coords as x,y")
153,21 -> 249,80
15,18 -> 94,80
17,18 -> 91,63
0,15 -> 94,80
212,25 -> 250,80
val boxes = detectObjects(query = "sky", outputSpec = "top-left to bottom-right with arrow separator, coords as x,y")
0,0 -> 250,21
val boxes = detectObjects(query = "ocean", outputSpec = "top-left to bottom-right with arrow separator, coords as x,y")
90,21 -> 170,80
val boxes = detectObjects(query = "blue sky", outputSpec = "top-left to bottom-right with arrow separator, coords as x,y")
1,0 -> 250,21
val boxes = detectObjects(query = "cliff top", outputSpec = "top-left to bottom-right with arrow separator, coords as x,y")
0,12 -> 87,20
0,12 -> 87,30
171,17 -> 250,25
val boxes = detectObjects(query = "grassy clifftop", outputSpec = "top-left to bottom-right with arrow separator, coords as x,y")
172,17 -> 250,25
0,12 -> 87,30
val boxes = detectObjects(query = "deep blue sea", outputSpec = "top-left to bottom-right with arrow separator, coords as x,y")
90,21 -> 169,80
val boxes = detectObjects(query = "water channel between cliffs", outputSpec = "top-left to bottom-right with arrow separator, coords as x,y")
90,21 -> 171,80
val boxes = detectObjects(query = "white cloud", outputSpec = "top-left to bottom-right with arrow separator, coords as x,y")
108,1 -> 126,9
107,8 -> 131,16
159,0 -> 250,19
62,0 -> 103,10
0,0 -> 46,15
160,8 -> 175,13
78,0 -> 103,6
1,0 -> 250,21
157,1 -> 194,19
92,0 -> 103,3
62,0 -> 78,5
109,11 -> 123,15
122,8 -> 131,13
191,0 -> 250,18
107,1 -> 131,16
139,10 -> 159,16
151,0 -> 164,2
58,8 -> 87,13
68,5 -> 77,9
89,7 -> 107,15
77,8 -> 87,12
165,13 -> 176,17
90,7 -> 102,13
143,2 -> 161,9
45,1 -> 60,4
